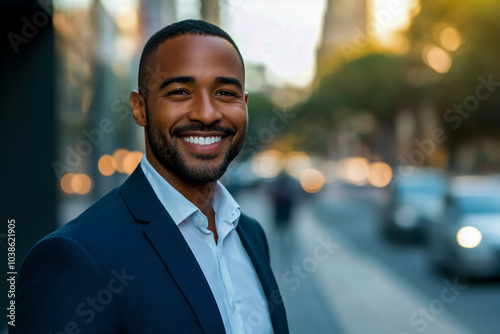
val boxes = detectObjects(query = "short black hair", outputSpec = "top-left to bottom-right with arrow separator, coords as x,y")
138,19 -> 244,101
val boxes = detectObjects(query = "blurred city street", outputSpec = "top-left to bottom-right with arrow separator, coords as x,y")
236,183 -> 500,334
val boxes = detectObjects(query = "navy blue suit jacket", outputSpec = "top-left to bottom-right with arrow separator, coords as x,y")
14,167 -> 288,333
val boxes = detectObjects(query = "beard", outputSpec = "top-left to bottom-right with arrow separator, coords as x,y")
146,116 -> 246,184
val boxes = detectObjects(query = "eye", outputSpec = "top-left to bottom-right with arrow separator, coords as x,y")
216,90 -> 237,97
166,89 -> 190,96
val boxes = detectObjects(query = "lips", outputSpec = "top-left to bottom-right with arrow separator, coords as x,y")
178,132 -> 228,155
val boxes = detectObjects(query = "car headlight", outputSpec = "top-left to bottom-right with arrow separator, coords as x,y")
456,226 -> 482,248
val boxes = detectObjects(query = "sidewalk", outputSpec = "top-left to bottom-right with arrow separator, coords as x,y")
236,186 -> 346,334
236,184 -> 476,334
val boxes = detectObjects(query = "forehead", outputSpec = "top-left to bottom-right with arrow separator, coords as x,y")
152,34 -> 244,81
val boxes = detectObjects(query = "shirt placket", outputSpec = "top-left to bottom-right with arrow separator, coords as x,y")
217,220 -> 246,333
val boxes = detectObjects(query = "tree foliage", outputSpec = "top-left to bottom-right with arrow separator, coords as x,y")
408,0 -> 500,141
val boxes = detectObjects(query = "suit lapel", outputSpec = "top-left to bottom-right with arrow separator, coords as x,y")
120,167 -> 225,334
144,214 -> 225,334
237,217 -> 289,334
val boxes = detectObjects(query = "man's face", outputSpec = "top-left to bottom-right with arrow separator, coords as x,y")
141,34 -> 248,184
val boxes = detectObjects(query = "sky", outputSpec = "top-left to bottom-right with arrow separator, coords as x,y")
176,0 -> 326,88
217,0 -> 418,89
223,0 -> 327,88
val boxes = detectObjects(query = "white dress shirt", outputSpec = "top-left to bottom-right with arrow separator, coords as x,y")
141,157 -> 273,334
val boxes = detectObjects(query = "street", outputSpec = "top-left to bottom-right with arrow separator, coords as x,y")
236,183 -> 500,334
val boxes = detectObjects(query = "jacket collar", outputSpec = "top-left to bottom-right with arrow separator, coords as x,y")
118,165 -> 164,223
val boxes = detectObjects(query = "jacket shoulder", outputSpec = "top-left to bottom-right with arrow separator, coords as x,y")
54,187 -> 134,241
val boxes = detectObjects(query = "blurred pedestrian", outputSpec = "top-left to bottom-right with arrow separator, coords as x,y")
270,172 -> 298,229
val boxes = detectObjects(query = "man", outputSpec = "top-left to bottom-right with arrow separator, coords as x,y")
14,19 -> 288,333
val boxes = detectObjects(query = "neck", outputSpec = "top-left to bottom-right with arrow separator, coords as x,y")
146,152 -> 217,218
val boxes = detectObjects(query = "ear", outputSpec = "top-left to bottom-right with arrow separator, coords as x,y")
130,90 -> 147,127
244,91 -> 249,106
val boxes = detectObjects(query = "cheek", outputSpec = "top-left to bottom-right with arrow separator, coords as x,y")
225,107 -> 248,128
149,106 -> 184,132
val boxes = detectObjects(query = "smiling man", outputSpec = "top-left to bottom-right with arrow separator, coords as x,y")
14,20 -> 288,333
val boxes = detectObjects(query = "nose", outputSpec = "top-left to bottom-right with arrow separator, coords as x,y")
188,91 -> 222,125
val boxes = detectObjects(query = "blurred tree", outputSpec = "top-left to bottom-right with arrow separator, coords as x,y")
310,53 -> 408,123
289,0 -> 500,170
407,0 -> 500,169
291,53 -> 409,157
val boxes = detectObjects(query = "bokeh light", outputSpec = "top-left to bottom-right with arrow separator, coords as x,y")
285,151 -> 311,179
300,168 -> 326,193
368,162 -> 393,187
337,157 -> 370,186
113,149 -> 129,173
123,151 -> 143,175
439,26 -> 461,51
251,150 -> 285,178
60,173 -> 75,194
423,45 -> 452,73
72,173 -> 93,195
98,154 -> 117,176
60,173 -> 93,195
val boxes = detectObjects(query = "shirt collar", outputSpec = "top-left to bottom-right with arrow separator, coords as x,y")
140,157 -> 241,227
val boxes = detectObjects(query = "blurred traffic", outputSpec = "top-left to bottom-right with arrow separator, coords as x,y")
380,167 -> 448,243
230,151 -> 500,283
428,175 -> 500,279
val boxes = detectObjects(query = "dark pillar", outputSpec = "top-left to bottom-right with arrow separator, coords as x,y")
0,0 -> 56,329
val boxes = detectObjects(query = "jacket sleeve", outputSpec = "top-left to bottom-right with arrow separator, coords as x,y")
12,235 -> 120,334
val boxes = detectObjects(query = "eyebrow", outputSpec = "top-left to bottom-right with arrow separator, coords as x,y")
159,76 -> 196,90
215,76 -> 243,91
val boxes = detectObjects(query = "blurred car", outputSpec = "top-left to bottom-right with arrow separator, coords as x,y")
427,175 -> 500,279
380,168 -> 448,243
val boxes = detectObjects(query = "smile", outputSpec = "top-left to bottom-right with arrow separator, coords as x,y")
181,136 -> 222,146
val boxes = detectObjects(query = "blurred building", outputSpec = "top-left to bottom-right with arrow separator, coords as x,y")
201,0 -> 220,25
52,0 -> 179,225
316,0 -> 367,83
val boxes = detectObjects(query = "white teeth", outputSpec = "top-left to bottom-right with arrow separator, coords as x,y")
182,136 -> 222,146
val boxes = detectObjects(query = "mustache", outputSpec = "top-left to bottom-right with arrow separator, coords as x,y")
171,124 -> 236,137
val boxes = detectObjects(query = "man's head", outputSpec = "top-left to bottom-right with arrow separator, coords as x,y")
130,20 -> 248,185
138,19 -> 245,102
